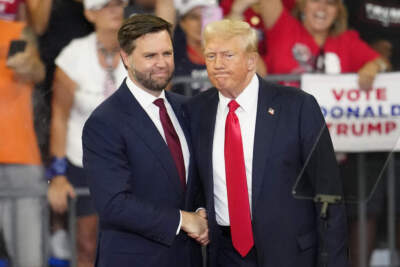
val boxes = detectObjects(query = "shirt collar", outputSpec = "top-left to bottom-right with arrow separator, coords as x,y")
126,76 -> 166,109
218,74 -> 259,113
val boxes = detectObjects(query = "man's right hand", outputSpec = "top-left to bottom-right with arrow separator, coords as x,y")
47,176 -> 76,213
181,210 -> 209,246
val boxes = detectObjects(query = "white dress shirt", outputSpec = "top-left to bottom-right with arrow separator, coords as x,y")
126,77 -> 189,233
213,74 -> 259,226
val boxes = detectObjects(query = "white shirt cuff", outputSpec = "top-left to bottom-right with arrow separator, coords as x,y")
195,207 -> 205,213
176,210 -> 182,235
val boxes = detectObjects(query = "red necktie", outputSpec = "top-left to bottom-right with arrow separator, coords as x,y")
154,98 -> 186,190
225,100 -> 254,257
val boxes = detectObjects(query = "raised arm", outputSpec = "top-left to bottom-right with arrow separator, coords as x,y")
25,0 -> 53,35
259,0 -> 284,29
224,0 -> 258,20
155,0 -> 176,26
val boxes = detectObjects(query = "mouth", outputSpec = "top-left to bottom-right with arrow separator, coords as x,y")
313,10 -> 327,21
213,72 -> 230,78
152,71 -> 169,78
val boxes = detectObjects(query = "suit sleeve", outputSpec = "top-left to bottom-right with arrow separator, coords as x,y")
182,103 -> 206,210
299,94 -> 349,267
82,115 -> 180,246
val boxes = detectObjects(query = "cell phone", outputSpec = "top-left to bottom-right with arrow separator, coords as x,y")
201,6 -> 223,31
7,40 -> 27,59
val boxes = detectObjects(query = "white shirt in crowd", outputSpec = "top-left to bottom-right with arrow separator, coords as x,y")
56,33 -> 126,167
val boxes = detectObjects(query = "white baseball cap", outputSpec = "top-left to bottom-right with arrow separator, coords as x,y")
174,0 -> 218,17
84,0 -> 128,10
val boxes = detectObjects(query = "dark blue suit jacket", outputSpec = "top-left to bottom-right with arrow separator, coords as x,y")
82,81 -> 203,267
184,76 -> 348,267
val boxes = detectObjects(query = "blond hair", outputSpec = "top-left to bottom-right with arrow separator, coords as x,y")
202,19 -> 258,52
292,0 -> 348,36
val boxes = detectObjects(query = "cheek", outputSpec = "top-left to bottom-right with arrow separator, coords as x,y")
329,9 -> 338,21
166,58 -> 175,70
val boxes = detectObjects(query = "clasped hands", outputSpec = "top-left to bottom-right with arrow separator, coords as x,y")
181,209 -> 209,246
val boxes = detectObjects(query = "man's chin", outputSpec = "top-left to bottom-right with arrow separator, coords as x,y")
147,80 -> 170,92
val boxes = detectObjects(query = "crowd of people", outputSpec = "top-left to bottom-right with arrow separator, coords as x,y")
0,0 -> 399,266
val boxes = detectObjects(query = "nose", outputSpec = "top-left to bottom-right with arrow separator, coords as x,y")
214,54 -> 224,69
155,56 -> 168,68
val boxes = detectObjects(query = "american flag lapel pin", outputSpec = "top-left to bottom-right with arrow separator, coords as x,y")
268,107 -> 275,115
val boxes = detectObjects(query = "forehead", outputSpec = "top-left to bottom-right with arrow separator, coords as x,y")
134,30 -> 173,52
306,0 -> 339,5
204,36 -> 244,53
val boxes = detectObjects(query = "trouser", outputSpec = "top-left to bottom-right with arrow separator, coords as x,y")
0,164 -> 46,267
217,226 -> 258,267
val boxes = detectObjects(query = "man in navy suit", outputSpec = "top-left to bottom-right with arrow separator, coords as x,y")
184,19 -> 348,267
82,14 -> 208,267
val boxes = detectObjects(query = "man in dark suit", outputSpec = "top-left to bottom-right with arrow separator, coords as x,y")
184,19 -> 348,267
82,14 -> 208,267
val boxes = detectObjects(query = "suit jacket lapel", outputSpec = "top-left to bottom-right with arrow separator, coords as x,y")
165,92 -> 195,198
198,89 -> 219,211
116,83 -> 184,196
252,77 -> 281,214
166,92 -> 191,154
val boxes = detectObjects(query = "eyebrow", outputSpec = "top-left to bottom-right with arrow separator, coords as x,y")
142,49 -> 173,55
204,50 -> 232,54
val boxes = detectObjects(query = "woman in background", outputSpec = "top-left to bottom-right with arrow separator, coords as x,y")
46,0 -> 126,266
259,0 -> 388,89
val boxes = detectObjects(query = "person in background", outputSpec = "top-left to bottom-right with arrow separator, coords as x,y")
46,0 -> 126,266
28,0 -> 94,163
259,0 -> 388,89
344,0 -> 398,71
0,17 -> 46,267
124,0 -> 156,17
19,0 -> 94,261
171,0 -> 218,96
343,1 -> 400,266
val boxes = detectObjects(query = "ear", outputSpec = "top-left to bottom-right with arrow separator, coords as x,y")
84,10 -> 96,24
247,52 -> 258,71
120,49 -> 130,69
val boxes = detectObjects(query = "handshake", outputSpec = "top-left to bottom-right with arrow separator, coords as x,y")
181,209 -> 209,246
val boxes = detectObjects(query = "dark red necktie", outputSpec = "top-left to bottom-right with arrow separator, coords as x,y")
154,98 -> 186,190
225,100 -> 254,257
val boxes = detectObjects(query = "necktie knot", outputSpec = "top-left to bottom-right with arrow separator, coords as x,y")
228,100 -> 240,113
154,98 -> 165,109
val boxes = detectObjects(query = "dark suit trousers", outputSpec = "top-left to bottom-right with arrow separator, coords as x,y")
216,226 -> 258,267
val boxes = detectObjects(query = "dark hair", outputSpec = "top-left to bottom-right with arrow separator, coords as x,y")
118,14 -> 173,54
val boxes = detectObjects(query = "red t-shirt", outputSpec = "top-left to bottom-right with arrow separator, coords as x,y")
219,0 -> 295,57
265,8 -> 379,75
0,0 -> 23,21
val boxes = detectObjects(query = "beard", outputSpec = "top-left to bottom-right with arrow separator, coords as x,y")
132,67 -> 174,92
